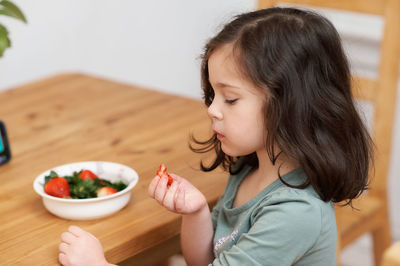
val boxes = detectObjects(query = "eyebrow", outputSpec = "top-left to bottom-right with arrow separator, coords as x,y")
213,82 -> 240,90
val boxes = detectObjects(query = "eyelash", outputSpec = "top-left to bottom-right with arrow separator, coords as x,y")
225,99 -> 238,104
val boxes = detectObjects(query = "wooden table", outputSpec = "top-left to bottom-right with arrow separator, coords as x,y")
0,73 -> 228,265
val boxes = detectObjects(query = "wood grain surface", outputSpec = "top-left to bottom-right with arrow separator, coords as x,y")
0,73 -> 228,265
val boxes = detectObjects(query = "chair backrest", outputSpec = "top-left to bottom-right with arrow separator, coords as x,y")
258,0 -> 400,199
382,241 -> 400,266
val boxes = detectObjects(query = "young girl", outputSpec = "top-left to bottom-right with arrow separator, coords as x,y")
58,7 -> 372,266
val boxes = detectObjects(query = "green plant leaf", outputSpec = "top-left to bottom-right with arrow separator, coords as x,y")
44,170 -> 59,184
0,23 -> 8,34
0,24 -> 10,57
0,0 -> 27,23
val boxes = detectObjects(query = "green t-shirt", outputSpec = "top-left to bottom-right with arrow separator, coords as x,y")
210,165 -> 337,266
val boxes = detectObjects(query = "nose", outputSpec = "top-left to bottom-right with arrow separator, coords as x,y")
207,101 -> 223,120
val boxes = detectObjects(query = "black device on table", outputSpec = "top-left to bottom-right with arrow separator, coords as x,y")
0,121 -> 11,166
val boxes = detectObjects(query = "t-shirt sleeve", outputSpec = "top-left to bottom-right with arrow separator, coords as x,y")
211,190 -> 323,266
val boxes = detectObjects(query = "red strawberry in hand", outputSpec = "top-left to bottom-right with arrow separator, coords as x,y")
79,169 -> 98,180
44,177 -> 70,198
97,187 -> 118,197
156,163 -> 167,177
157,163 -> 174,187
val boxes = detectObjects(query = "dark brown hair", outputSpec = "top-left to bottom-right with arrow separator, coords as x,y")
190,7 -> 373,205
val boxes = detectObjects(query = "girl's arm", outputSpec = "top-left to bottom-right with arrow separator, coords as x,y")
181,204 -> 214,266
148,173 -> 214,265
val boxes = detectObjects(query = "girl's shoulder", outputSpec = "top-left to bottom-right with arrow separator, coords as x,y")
244,183 -> 337,266
260,168 -> 334,214
264,183 -> 335,219
251,168 -> 336,229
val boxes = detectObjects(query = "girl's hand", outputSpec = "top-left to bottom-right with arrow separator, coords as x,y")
58,225 -> 113,266
148,173 -> 207,215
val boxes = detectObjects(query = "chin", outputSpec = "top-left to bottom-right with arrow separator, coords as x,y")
221,144 -> 253,158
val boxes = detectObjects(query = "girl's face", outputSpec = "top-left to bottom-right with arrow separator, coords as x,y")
207,44 -> 266,157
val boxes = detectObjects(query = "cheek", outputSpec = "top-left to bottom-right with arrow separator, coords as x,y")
246,109 -> 265,142
220,109 -> 266,156
249,119 -> 266,144
256,111 -> 266,139
231,113 -> 265,142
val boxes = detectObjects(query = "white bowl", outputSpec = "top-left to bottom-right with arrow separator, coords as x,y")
33,161 -> 139,220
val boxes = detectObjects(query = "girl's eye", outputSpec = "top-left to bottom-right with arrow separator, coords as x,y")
225,99 -> 238,104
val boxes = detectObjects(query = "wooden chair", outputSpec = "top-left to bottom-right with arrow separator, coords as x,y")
257,1 -> 400,265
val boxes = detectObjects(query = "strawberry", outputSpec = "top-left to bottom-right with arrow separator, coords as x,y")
44,177 -> 70,198
156,163 -> 174,187
166,174 -> 174,187
97,187 -> 118,197
79,169 -> 98,180
156,163 -> 167,177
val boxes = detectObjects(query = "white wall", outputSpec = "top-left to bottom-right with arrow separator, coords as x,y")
1,0 -> 399,242
0,0 -> 256,98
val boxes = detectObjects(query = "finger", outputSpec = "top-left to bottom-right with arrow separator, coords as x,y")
154,176 -> 168,204
60,232 -> 76,245
175,183 -> 186,213
58,252 -> 68,265
162,180 -> 179,211
168,173 -> 183,183
58,242 -> 69,254
87,231 -> 99,241
68,225 -> 86,237
148,175 -> 161,198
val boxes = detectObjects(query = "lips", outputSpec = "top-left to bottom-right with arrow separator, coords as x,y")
213,129 -> 224,140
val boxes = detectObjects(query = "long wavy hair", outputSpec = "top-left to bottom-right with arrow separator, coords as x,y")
190,7 -> 373,205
